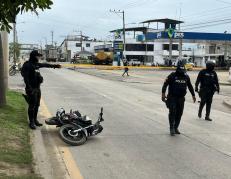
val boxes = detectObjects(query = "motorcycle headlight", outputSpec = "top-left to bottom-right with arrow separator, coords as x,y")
56,108 -> 65,117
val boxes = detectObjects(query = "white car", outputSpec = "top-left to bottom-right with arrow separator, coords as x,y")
129,59 -> 141,66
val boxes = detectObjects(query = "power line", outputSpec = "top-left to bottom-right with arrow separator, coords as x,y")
182,20 -> 231,31
182,18 -> 231,28
181,5 -> 231,19
216,0 -> 231,5
123,0 -> 158,9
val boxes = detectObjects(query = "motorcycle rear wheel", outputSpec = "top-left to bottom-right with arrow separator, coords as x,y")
59,124 -> 87,146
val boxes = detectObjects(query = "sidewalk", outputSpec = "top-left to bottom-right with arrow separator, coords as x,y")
9,74 -> 70,179
220,81 -> 231,86
223,98 -> 231,108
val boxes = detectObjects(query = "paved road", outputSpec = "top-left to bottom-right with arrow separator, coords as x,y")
36,68 -> 231,179
72,68 -> 231,113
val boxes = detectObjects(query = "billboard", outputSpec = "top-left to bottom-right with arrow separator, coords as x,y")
145,31 -> 231,41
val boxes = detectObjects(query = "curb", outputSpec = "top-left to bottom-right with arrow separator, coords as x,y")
63,64 -> 203,71
220,82 -> 231,86
223,99 -> 231,108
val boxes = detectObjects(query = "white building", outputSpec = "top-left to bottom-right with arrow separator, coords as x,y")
111,19 -> 231,67
58,35 -> 112,61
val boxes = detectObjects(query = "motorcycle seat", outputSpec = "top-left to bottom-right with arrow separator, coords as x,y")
81,116 -> 91,121
78,116 -> 92,125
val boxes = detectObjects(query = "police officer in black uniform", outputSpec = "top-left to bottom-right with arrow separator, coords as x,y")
21,50 -> 61,129
162,62 -> 196,136
195,61 -> 219,121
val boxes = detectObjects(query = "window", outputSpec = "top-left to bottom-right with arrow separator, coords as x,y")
126,44 -> 154,51
163,44 -> 179,50
86,43 -> 90,47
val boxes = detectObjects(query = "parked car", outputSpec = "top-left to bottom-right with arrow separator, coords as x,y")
129,59 -> 141,66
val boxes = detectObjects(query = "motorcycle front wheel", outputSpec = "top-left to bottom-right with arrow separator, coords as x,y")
59,124 -> 87,146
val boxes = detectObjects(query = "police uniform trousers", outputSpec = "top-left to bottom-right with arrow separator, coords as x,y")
26,88 -> 41,125
167,97 -> 185,130
199,88 -> 214,118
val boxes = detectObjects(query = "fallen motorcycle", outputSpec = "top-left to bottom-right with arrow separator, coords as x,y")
45,107 -> 104,146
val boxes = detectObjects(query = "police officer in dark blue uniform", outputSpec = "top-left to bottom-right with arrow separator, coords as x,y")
21,50 -> 61,129
162,62 -> 196,136
195,61 -> 219,121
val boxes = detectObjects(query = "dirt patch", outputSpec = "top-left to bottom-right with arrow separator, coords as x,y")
0,162 -> 32,176
0,134 -> 23,151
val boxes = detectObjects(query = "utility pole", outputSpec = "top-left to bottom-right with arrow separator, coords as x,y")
169,37 -> 173,63
80,31 -> 83,51
179,23 -> 183,61
65,36 -> 68,61
110,9 -> 126,60
122,11 -> 126,53
178,3 -> 183,61
43,37 -> 48,61
13,23 -> 16,65
224,31 -> 228,62
51,31 -> 54,46
73,30 -> 83,51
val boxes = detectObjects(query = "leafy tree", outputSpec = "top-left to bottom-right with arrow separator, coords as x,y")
0,0 -> 53,32
0,0 -> 53,106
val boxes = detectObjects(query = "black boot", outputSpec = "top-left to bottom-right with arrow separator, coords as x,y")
198,112 -> 202,118
34,106 -> 43,127
175,128 -> 181,134
170,128 -> 175,136
205,117 -> 212,121
28,106 -> 37,129
29,123 -> 36,130
34,120 -> 43,127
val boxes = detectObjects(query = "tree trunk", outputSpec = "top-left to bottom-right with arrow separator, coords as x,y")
0,32 -> 7,107
1,31 -> 9,91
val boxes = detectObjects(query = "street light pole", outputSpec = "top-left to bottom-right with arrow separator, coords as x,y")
110,9 -> 126,59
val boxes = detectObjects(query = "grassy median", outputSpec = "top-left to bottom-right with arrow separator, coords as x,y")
0,91 -> 42,179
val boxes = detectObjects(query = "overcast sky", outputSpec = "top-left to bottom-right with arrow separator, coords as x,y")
13,0 -> 231,46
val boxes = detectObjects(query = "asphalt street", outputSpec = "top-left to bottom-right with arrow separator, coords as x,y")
9,68 -> 231,179
36,68 -> 231,179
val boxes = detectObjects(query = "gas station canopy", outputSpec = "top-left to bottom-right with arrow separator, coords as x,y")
140,18 -> 184,25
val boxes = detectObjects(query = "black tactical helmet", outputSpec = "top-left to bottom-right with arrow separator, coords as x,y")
29,50 -> 42,63
30,50 -> 42,58
206,61 -> 215,71
176,61 -> 186,75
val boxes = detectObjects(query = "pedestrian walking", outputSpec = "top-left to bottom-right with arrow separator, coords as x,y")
122,59 -> 129,77
21,50 -> 61,129
162,62 -> 196,136
195,61 -> 219,121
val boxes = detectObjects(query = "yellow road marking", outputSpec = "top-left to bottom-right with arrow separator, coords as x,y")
40,98 -> 84,179
61,63 -> 203,71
